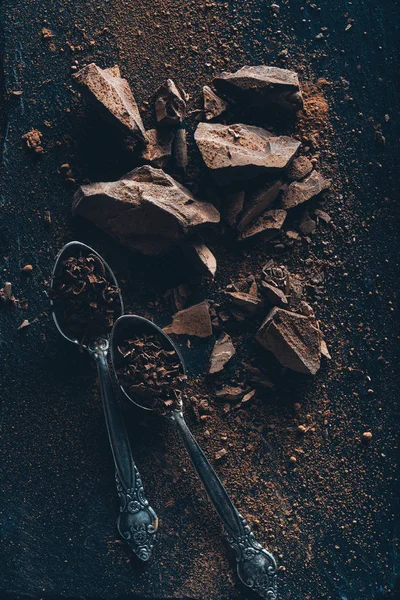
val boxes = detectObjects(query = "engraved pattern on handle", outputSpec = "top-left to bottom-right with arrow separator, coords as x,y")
171,409 -> 277,599
89,338 -> 158,561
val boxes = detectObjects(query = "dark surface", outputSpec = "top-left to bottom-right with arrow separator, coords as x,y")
0,1 -> 399,599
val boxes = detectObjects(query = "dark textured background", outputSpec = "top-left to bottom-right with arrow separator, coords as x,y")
0,0 -> 399,599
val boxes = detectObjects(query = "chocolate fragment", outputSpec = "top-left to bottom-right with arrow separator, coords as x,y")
256,307 -> 321,375
209,332 -> 236,374
239,209 -> 287,241
115,333 -> 186,414
73,166 -> 220,256
213,65 -> 303,112
286,156 -> 313,181
173,128 -> 188,170
73,63 -> 146,141
226,291 -> 264,313
142,128 -> 174,167
22,129 -> 44,154
215,385 -> 244,402
164,300 -> 212,338
215,448 -> 228,460
299,209 -> 317,235
237,180 -> 282,232
260,281 -> 288,307
203,85 -> 228,120
194,122 -> 300,185
281,171 -> 331,209
155,79 -> 187,126
182,235 -> 217,278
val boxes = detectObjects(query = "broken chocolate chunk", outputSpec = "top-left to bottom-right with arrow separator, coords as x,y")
172,128 -> 188,170
237,180 -> 282,232
226,291 -> 264,313
72,166 -> 220,256
164,300 -> 212,338
115,332 -> 186,414
256,307 -> 321,375
281,171 -> 331,210
142,128 -> 174,167
203,85 -> 228,121
155,79 -> 187,126
73,63 -> 146,142
239,209 -> 287,241
182,235 -> 217,278
260,281 -> 288,307
286,156 -> 313,181
209,332 -> 236,374
213,65 -> 303,112
223,189 -> 245,228
215,385 -> 244,402
194,122 -> 300,185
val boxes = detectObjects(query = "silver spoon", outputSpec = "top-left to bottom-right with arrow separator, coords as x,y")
110,314 -> 278,599
50,241 -> 158,561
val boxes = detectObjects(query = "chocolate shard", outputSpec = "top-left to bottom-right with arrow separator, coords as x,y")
72,166 -> 220,256
195,122 -> 300,185
182,234 -> 217,278
203,85 -> 228,120
281,171 -> 331,210
260,281 -> 289,307
172,128 -> 188,170
286,156 -> 313,181
215,385 -> 244,402
164,300 -> 212,338
213,65 -> 303,112
237,180 -> 282,232
299,209 -> 317,235
142,128 -> 174,167
239,208 -> 287,241
155,79 -> 187,126
256,307 -> 322,375
73,63 -> 146,141
209,332 -> 236,374
226,291 -> 264,313
223,189 -> 245,228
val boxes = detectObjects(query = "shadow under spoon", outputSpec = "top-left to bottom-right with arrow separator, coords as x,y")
110,314 -> 278,598
50,241 -> 158,561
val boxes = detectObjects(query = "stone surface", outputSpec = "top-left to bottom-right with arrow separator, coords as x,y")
142,128 -> 174,167
194,122 -> 300,185
281,171 -> 331,209
182,234 -> 217,278
239,208 -> 287,241
213,65 -> 303,111
256,307 -> 321,375
73,63 -> 146,141
286,156 -> 313,180
203,85 -> 228,120
164,300 -> 212,338
237,180 -> 282,231
72,165 -> 220,256
155,79 -> 187,126
209,332 -> 236,374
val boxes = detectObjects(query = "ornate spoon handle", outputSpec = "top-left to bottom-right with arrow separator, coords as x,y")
90,339 -> 158,561
171,409 -> 277,599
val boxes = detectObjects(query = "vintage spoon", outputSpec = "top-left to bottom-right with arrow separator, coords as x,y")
50,241 -> 158,561
110,314 -> 278,599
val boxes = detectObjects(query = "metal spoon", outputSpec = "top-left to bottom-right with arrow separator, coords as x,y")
110,314 -> 278,599
50,241 -> 158,561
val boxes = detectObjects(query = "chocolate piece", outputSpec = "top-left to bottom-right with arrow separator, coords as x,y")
256,307 -> 321,375
155,79 -> 187,126
73,63 -> 146,141
281,171 -> 331,209
164,300 -> 212,338
237,180 -> 282,232
22,129 -> 44,154
239,209 -> 287,241
142,128 -> 174,167
173,128 -> 188,170
223,189 -> 245,228
49,253 -> 120,344
115,332 -> 186,414
209,332 -> 236,374
299,209 -> 316,235
226,291 -> 264,313
215,448 -> 228,460
195,122 -> 300,185
215,386 -> 244,402
213,65 -> 303,112
260,281 -> 288,307
203,85 -> 228,120
73,166 -> 220,256
182,235 -> 217,278
286,156 -> 313,181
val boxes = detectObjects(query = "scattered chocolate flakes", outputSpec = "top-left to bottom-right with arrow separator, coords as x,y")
49,253 -> 120,344
115,332 -> 186,414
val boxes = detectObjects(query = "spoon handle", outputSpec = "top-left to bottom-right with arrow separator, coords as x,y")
172,410 -> 277,599
90,339 -> 158,561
